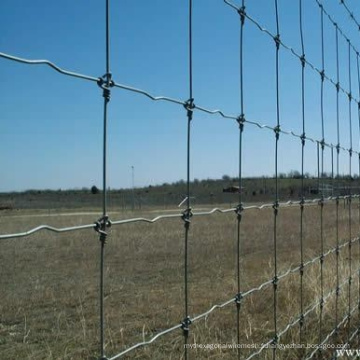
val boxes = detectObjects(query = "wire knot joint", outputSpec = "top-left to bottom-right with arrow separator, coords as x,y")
235,292 -> 243,306
237,114 -> 245,132
94,215 -> 112,243
274,34 -> 280,50
274,125 -> 280,140
299,313 -> 305,327
184,98 -> 195,121
335,245 -> 340,256
300,54 -> 306,68
299,262 -> 304,276
272,275 -> 278,290
272,201 -> 279,215
320,139 -> 325,150
182,208 -> 193,229
300,197 -> 305,209
336,82 -> 340,93
97,73 -> 114,102
320,70 -> 325,82
300,133 -> 306,146
235,203 -> 243,221
271,334 -> 278,346
181,316 -> 192,336
238,5 -> 246,25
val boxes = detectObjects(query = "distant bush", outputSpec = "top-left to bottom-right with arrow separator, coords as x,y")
91,185 -> 100,195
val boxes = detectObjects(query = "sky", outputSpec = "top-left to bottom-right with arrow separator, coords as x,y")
1,0 -> 360,192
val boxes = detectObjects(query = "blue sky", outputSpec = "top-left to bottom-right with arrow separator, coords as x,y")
1,0 -> 360,192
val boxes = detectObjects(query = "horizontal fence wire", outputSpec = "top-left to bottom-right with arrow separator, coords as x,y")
1,195 -> 357,240
2,212 -> 359,358
304,304 -> 358,360
107,268 -> 359,360
0,50 -> 359,158
2,0 -> 360,359
225,0 -> 360,103
339,0 -> 360,32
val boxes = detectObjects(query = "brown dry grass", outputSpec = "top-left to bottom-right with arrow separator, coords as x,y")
1,201 -> 360,359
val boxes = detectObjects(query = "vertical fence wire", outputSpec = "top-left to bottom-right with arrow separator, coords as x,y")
319,5 -> 325,354
272,0 -> 280,357
356,52 -> 360,348
316,140 -> 322,356
98,1 -> 112,359
299,0 -> 306,346
236,2 -> 246,359
182,0 -> 194,358
335,22 -> 341,344
347,38 -> 353,344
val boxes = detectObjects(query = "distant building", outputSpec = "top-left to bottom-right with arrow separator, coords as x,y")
222,186 -> 244,193
309,183 -> 333,196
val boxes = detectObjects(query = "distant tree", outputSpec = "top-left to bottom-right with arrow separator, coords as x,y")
288,170 -> 301,179
293,171 -> 301,179
222,174 -> 231,181
91,185 -> 100,195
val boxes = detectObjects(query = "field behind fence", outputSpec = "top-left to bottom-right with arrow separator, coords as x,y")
2,0 -> 360,359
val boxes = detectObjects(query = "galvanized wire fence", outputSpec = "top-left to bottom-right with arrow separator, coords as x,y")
1,0 -> 360,359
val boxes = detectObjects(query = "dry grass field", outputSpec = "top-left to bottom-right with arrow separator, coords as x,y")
1,200 -> 360,359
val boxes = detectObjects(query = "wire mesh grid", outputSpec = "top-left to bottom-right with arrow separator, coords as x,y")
1,0 -> 360,359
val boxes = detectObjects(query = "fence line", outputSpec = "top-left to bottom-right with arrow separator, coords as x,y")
0,195 -> 357,240
1,0 -> 360,359
1,51 -> 357,159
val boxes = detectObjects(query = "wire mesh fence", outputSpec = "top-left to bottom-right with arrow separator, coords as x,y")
1,0 -> 360,359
